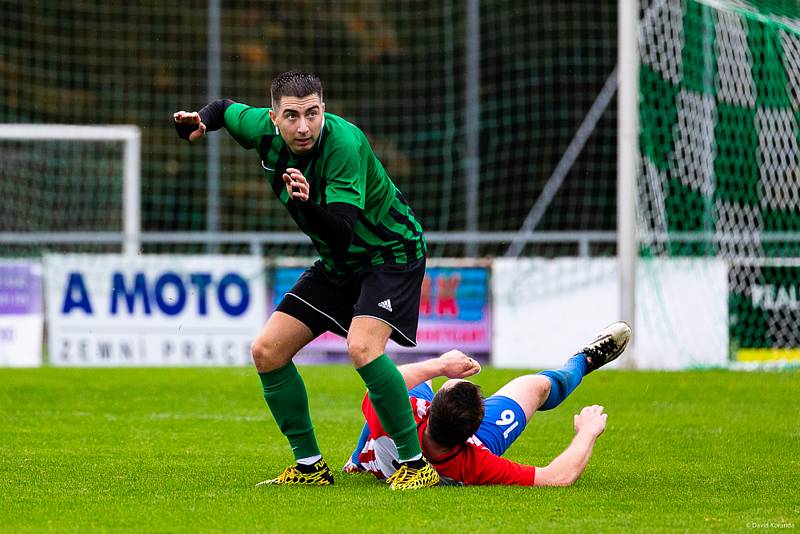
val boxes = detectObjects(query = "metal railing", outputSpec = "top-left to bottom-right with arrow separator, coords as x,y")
3,230 -> 800,259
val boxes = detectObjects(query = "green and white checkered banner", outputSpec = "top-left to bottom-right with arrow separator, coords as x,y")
638,0 -> 800,363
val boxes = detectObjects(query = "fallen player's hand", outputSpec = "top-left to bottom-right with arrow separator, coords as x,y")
438,349 -> 481,378
173,111 -> 206,142
573,405 -> 607,437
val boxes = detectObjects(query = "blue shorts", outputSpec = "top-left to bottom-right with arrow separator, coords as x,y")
473,395 -> 527,456
410,383 -> 526,456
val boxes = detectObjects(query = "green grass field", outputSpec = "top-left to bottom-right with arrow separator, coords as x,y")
1,366 -> 798,533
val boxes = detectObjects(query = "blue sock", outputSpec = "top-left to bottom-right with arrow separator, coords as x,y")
538,353 -> 589,411
350,422 -> 371,465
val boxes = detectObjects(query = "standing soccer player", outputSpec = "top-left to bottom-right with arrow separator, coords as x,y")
173,71 -> 437,490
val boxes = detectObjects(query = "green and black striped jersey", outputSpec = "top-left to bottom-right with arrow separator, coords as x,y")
223,103 -> 426,274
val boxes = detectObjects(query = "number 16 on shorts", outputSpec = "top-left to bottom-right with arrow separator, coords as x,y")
496,409 -> 519,439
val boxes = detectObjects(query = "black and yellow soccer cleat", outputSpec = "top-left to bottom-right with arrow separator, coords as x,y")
385,458 -> 440,490
583,321 -> 632,372
255,459 -> 334,487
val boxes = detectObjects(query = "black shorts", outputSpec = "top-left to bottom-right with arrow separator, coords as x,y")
275,257 -> 426,347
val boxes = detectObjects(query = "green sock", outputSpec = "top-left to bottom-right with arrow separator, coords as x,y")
259,362 -> 320,461
356,354 -> 422,461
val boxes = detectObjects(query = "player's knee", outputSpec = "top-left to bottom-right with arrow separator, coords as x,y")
250,340 -> 269,369
347,338 -> 380,367
251,339 -> 286,372
535,376 -> 552,403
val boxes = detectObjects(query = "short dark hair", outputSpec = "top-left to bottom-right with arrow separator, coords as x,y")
270,71 -> 323,108
427,381 -> 485,448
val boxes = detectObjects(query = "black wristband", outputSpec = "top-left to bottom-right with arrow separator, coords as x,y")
198,99 -> 234,131
174,120 -> 199,140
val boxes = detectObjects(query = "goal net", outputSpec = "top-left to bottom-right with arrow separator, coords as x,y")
638,0 -> 800,365
0,125 -> 141,256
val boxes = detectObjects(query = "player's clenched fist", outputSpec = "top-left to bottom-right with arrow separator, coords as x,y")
173,111 -> 206,142
438,349 -> 482,378
574,405 -> 607,437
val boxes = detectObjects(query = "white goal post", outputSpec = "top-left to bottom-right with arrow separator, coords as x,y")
0,124 -> 141,255
617,0 -> 640,368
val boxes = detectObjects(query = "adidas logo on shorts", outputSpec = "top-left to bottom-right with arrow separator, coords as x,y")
378,299 -> 393,312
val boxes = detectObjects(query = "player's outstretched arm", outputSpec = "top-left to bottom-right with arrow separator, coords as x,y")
397,350 -> 481,389
533,405 -> 607,487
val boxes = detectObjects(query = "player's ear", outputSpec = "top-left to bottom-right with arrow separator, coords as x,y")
320,101 -> 326,113
268,109 -> 276,125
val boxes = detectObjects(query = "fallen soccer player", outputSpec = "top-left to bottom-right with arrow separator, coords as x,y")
344,322 -> 631,487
